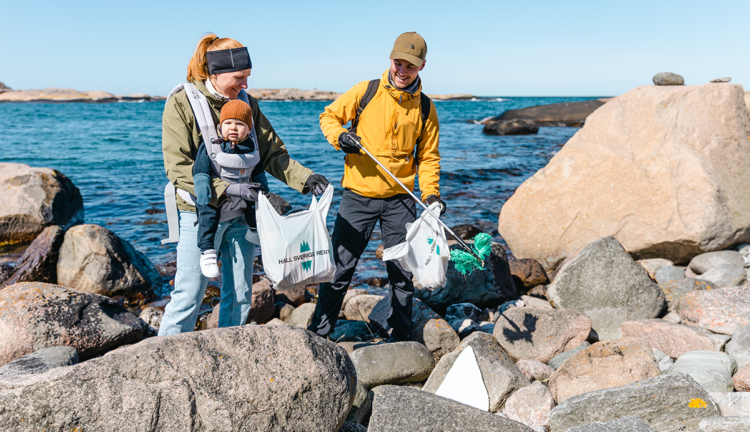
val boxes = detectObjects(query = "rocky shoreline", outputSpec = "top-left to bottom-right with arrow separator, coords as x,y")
1,74 -> 750,431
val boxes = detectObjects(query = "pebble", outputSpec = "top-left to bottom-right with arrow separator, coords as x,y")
653,72 -> 685,86
709,77 -> 732,83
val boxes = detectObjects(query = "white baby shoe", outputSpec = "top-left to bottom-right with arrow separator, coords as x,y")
200,249 -> 220,278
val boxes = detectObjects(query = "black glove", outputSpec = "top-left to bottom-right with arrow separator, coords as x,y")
225,182 -> 262,202
338,131 -> 363,154
425,195 -> 447,216
306,174 -> 330,196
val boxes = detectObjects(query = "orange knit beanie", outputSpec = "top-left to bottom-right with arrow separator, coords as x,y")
220,100 -> 253,126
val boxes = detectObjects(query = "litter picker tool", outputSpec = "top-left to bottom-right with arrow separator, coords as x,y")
352,138 -> 490,273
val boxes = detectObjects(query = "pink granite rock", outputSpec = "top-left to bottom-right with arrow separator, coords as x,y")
503,382 -> 555,427
735,364 -> 750,392
516,359 -> 555,382
621,319 -> 717,358
678,287 -> 750,335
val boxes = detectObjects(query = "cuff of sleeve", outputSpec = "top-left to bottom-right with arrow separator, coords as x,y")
210,178 -> 229,207
332,128 -> 348,150
422,192 -> 441,202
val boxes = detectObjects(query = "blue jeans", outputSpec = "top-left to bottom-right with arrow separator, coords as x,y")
158,211 -> 255,336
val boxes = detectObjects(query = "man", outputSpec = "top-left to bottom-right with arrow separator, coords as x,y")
308,31 -> 444,342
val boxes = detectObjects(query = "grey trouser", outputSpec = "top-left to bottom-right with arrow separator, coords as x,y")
308,190 -> 417,337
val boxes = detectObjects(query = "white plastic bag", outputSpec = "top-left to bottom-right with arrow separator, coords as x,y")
257,185 -> 336,290
382,203 -> 451,288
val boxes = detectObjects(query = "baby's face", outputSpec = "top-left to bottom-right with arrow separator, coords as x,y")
221,119 -> 250,143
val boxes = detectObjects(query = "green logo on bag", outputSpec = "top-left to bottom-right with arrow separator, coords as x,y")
300,241 -> 312,271
427,238 -> 440,255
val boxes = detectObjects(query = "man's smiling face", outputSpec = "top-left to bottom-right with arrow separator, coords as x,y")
389,58 -> 425,89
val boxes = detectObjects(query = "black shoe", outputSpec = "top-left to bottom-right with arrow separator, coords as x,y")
388,329 -> 411,343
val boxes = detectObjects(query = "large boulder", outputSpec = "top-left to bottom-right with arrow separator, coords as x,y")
548,338 -> 661,403
0,163 -> 83,245
668,351 -> 737,393
423,332 -> 529,412
344,294 -> 384,322
368,385 -> 534,431
621,319 -> 718,359
349,341 -> 433,388
246,278 -> 275,324
0,346 -> 78,376
726,323 -> 750,369
0,325 -> 356,431
499,84 -> 750,271
493,307 -> 591,363
509,258 -> 549,291
546,236 -> 667,339
548,374 -> 721,432
678,286 -> 750,335
0,225 -> 64,288
0,282 -> 146,364
567,416 -> 657,432
56,224 -> 161,299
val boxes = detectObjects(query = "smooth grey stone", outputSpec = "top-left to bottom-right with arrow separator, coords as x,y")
709,77 -> 732,83
368,385 -> 535,431
445,302 -> 483,322
708,392 -> 750,416
662,311 -> 682,323
567,416 -> 657,431
689,251 -> 744,274
0,346 -> 78,376
349,342 -> 434,388
695,264 -> 746,288
547,237 -> 666,340
653,72 -> 685,86
548,374 -> 720,432
726,323 -> 750,368
549,342 -> 591,370
655,265 -> 686,283
658,355 -> 674,373
668,351 -> 737,392
699,416 -> 750,431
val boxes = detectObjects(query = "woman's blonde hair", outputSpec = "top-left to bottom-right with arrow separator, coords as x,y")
187,34 -> 245,82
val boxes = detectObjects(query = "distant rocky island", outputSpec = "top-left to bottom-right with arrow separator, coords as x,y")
0,82 -> 473,103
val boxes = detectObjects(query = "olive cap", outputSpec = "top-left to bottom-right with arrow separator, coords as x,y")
389,32 -> 427,67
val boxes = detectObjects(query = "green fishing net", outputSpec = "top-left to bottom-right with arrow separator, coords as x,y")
450,232 -> 493,275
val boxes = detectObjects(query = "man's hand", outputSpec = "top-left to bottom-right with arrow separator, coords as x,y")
338,131 -> 363,154
306,174 -> 330,196
225,182 -> 262,202
425,195 -> 447,216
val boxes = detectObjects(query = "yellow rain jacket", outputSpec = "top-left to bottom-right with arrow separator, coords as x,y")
320,70 -> 440,200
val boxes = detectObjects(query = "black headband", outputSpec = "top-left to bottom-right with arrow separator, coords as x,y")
206,47 -> 252,75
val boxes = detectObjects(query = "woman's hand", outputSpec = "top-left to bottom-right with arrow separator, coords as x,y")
306,174 -> 330,196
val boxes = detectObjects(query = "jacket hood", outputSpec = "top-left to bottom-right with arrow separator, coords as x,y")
380,69 -> 422,103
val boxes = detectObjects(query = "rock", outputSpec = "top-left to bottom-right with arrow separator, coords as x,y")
0,225 -> 64,288
346,379 -> 372,425
330,320 -> 379,342
246,279 -> 275,324
655,349 -> 675,373
659,278 -> 715,312
0,82 -> 9,90
709,392 -> 750,414
369,296 -> 459,359
276,302 -> 295,320
621,319 -> 718,358
0,163 -> 83,245
503,382 -> 555,428
450,318 -> 480,339
510,259 -> 550,291
0,282 -> 146,364
265,318 -> 286,326
498,84 -> 750,271
423,332 -> 529,412
339,288 -> 369,318
727,323 -> 750,368
349,341 -> 433,388
638,258 -> 675,280
0,88 -> 118,102
653,72 -> 685,86
56,224 -> 161,298
275,284 -> 310,306
266,192 -> 292,215
668,351 -> 737,392
516,359 -> 555,382
699,416 -> 750,431
344,294 -> 385,322
548,338 -> 661,402
548,373 -> 720,432
368,385 -> 535,431
546,237 -> 666,340
655,265 -> 686,283
689,251 -> 745,274
0,346 -> 78,376
662,311 -> 682,323
708,333 -> 731,351
247,87 -> 342,101
520,295 -> 553,309
446,302 -> 483,322
710,77 -> 732,83
493,307 -> 591,363
447,224 -> 485,241
0,325 -> 356,431
489,99 -> 606,127
567,416 -> 658,431
339,422 -> 367,432
733,364 -> 750,391
138,306 -> 163,330
548,342 -> 590,370
678,286 -> 750,335
415,244 -> 517,314
483,119 -> 539,135
695,264 -> 746,288
282,302 -> 316,328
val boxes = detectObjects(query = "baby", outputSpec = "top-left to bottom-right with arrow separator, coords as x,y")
192,99 -> 268,277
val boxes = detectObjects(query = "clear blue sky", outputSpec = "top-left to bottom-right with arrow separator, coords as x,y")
1,0 -> 748,97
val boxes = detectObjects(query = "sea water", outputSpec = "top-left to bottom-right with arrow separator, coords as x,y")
0,97 -> 596,293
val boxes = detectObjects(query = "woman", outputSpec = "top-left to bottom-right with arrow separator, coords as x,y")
159,34 -> 329,335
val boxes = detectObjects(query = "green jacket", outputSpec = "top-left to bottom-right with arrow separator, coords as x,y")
162,80 -> 314,211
